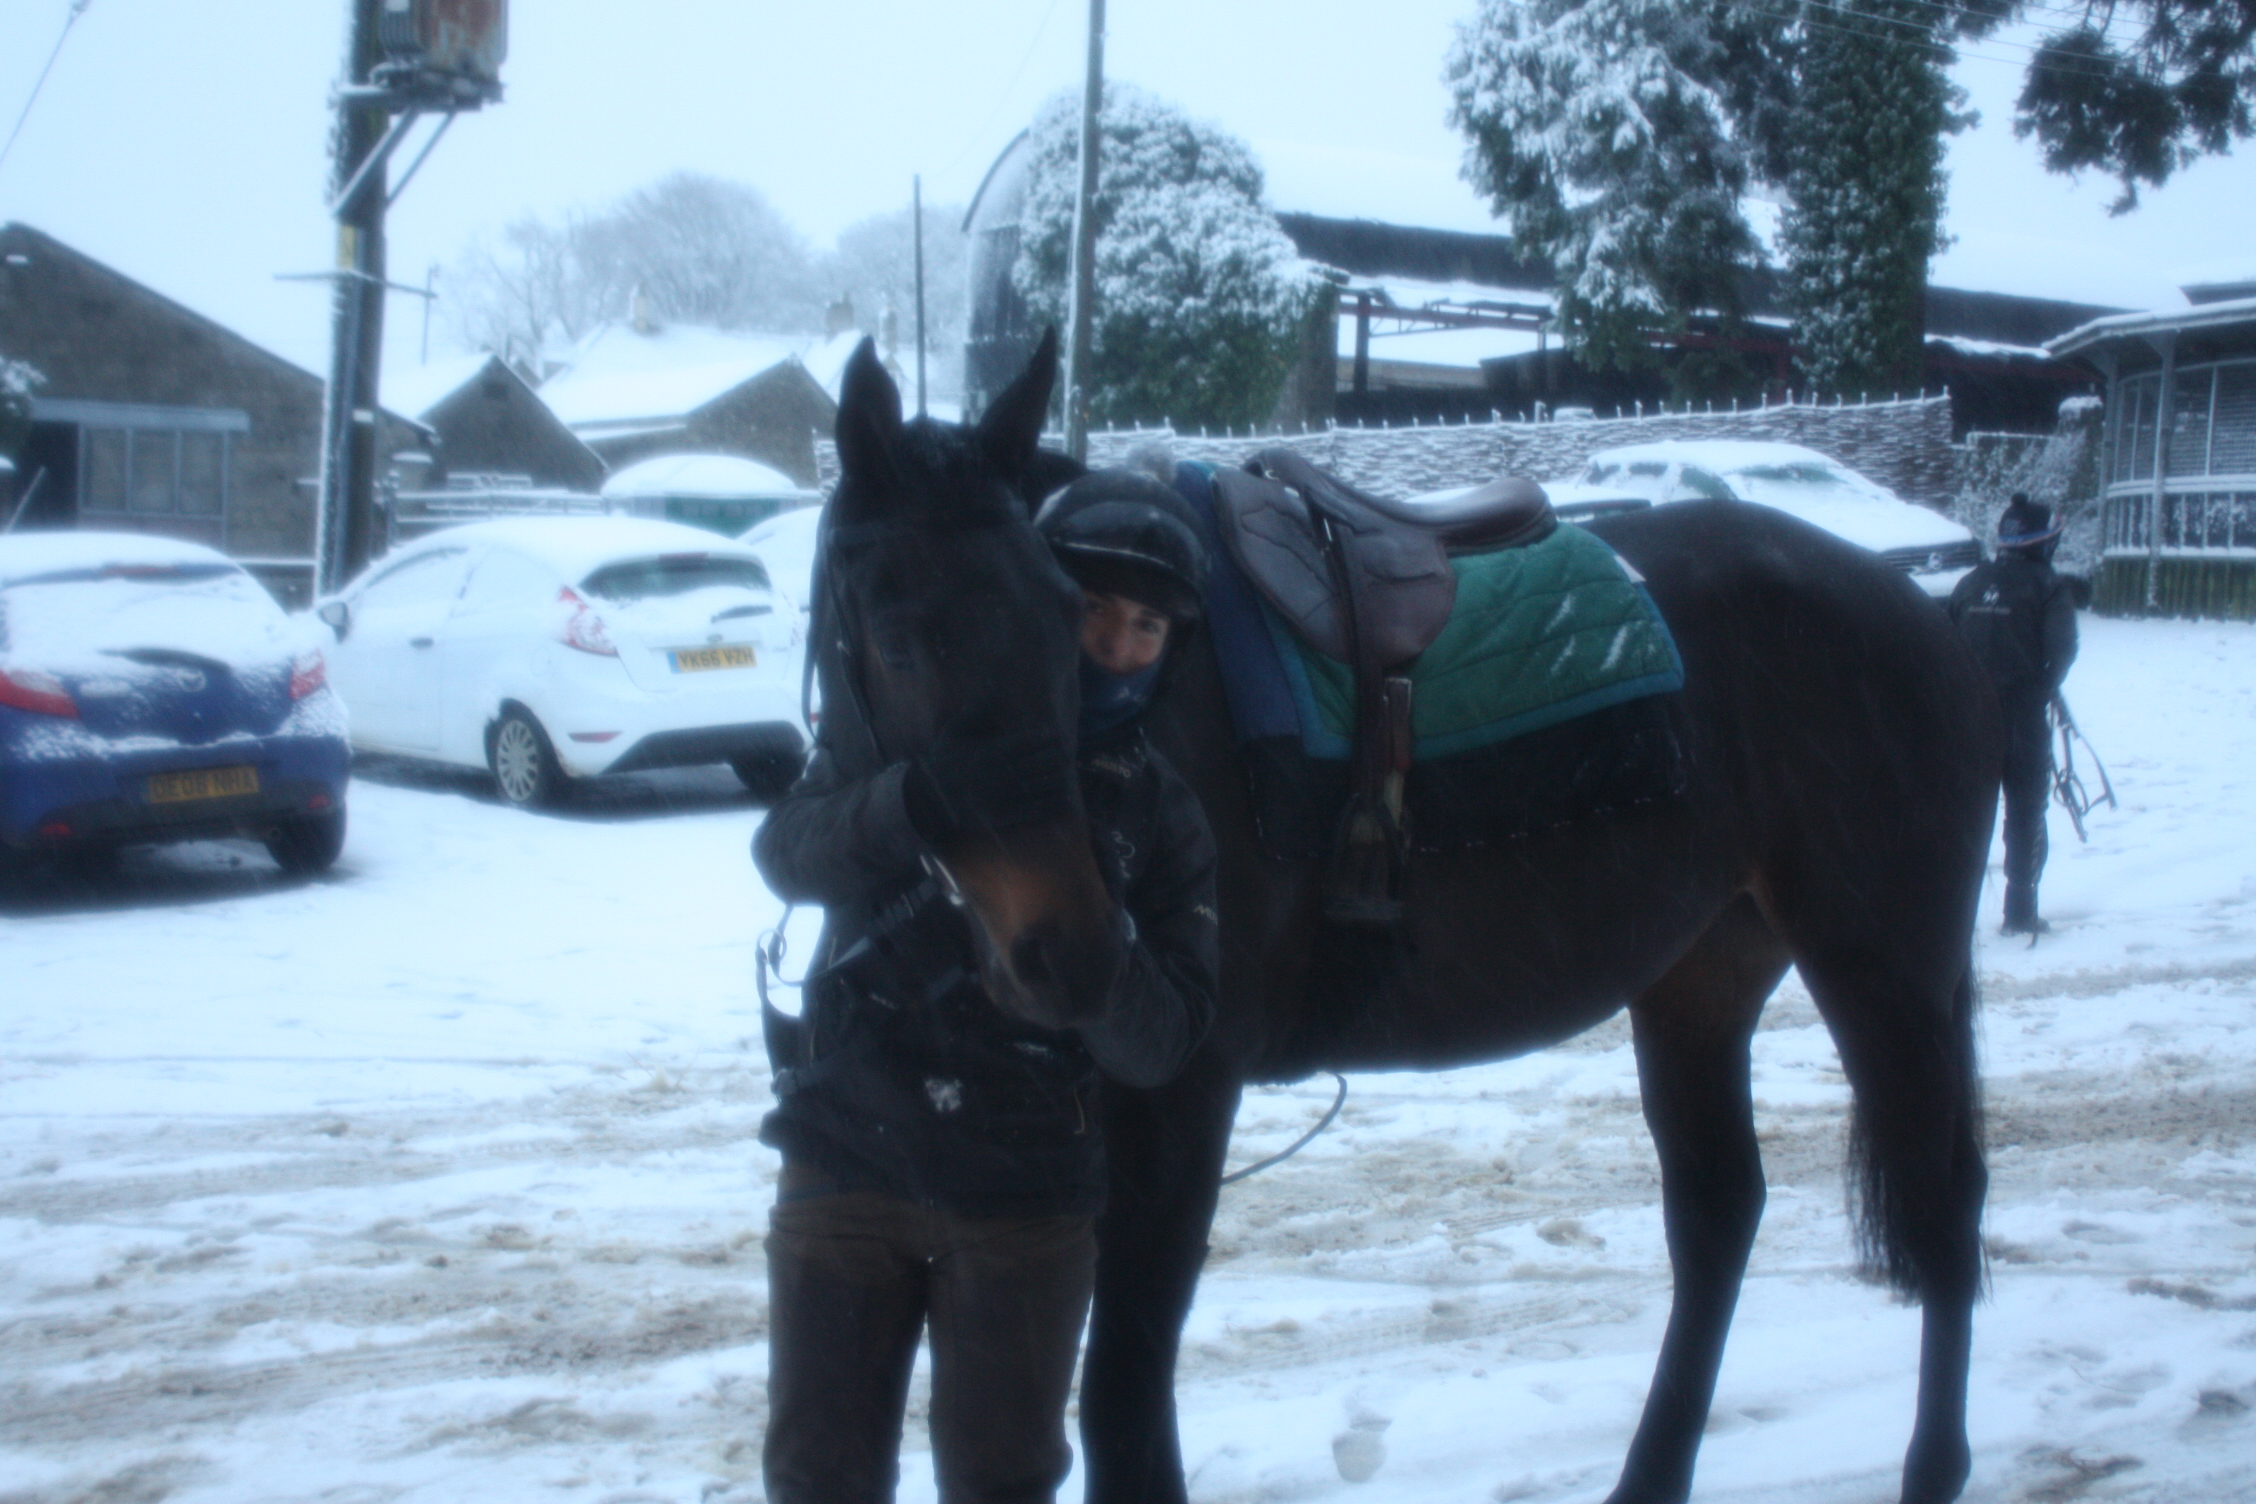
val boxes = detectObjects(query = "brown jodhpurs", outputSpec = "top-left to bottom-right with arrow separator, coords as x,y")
763,1168 -> 1098,1504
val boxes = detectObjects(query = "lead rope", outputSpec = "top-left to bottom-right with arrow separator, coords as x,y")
1220,1071 -> 1348,1185
756,903 -> 806,1013
2049,692 -> 2117,843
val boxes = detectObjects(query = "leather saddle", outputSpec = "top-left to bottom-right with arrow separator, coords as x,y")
1212,449 -> 1556,922
1216,448 -> 1554,669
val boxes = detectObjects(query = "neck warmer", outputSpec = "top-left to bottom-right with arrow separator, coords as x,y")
1079,654 -> 1164,738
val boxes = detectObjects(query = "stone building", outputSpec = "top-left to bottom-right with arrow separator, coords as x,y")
384,352 -> 605,492
536,322 -> 836,486
0,221 -> 422,602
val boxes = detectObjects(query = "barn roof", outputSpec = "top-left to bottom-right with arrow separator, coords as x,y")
537,324 -> 806,428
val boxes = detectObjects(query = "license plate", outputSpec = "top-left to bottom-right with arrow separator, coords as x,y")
670,645 -> 755,673
148,765 -> 259,804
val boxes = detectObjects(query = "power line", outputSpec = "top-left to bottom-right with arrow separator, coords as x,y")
0,0 -> 92,179
1723,0 -> 2139,83
935,0 -> 1071,181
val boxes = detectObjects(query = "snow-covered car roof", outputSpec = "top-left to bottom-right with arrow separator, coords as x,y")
740,503 -> 825,613
1564,440 -> 1973,555
0,529 -> 241,587
601,452 -> 814,501
355,516 -> 772,588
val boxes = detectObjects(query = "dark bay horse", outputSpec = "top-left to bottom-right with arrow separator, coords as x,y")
818,336 -> 2000,1504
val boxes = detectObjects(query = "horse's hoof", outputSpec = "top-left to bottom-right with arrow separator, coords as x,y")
1901,1431 -> 1972,1504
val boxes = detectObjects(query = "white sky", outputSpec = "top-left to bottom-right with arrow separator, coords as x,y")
1,0 -> 2251,378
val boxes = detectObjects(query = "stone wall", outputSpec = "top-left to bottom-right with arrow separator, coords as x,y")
1949,396 -> 2104,577
814,392 -> 1962,507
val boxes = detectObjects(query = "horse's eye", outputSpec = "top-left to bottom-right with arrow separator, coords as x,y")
877,642 -> 914,671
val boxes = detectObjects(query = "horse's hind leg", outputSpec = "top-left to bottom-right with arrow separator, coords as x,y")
1079,1051 -> 1242,1504
1797,954 -> 1985,1504
1606,895 -> 1792,1504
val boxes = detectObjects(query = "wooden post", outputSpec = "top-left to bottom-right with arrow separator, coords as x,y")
1063,0 -> 1105,461
913,175 -> 928,418
2146,333 -> 2177,613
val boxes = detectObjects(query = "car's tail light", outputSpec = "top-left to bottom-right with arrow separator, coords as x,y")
558,587 -> 618,657
0,667 -> 79,718
289,650 -> 328,699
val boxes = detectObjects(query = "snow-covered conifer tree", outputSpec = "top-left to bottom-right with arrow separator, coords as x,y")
1444,0 -> 1775,376
1779,0 -> 1956,399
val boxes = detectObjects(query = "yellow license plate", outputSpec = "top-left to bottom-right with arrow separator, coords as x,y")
148,765 -> 260,804
670,645 -> 755,673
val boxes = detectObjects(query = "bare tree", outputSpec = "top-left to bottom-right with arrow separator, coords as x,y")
446,215 -> 608,367
581,173 -> 824,332
445,173 -> 826,365
819,203 -> 969,394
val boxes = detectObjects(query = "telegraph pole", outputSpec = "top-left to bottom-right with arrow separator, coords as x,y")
315,0 -> 389,593
1062,0 -> 1105,461
310,0 -> 504,593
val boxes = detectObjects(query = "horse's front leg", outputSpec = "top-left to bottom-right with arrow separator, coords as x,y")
1080,1049 -> 1242,1504
1608,896 -> 1787,1504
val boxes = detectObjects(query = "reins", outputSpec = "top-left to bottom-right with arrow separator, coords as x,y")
1220,1072 -> 1348,1185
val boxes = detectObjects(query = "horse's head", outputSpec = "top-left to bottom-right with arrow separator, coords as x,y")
822,330 -> 1122,1029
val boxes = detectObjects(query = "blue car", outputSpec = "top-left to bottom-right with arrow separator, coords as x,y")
0,531 -> 351,874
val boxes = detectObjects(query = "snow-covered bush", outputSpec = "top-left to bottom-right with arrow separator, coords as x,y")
1014,84 -> 1327,431
1,356 -> 44,460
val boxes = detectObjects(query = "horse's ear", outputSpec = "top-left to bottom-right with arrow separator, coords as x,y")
835,337 -> 904,499
975,326 -> 1059,486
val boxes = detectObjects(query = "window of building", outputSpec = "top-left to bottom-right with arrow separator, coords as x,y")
46,402 -> 248,528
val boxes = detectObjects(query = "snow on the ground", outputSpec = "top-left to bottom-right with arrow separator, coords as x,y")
3,614 -> 2254,1503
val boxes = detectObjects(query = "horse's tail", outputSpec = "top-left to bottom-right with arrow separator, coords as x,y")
1843,964 -> 1988,1302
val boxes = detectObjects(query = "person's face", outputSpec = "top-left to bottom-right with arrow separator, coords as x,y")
1080,591 -> 1171,675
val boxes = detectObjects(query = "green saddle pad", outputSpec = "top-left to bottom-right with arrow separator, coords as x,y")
1269,523 -> 1684,761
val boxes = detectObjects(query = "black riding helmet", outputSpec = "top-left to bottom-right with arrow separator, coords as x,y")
1034,469 -> 1209,623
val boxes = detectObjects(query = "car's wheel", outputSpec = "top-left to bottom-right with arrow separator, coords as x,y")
731,747 -> 805,804
267,808 -> 346,875
488,707 -> 567,808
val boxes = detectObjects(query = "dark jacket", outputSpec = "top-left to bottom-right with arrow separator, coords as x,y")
1947,551 -> 2079,704
752,720 -> 1217,1219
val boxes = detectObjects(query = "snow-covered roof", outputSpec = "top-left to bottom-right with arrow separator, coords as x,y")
366,516 -> 766,586
599,452 -> 813,501
1925,333 -> 2058,362
537,324 -> 806,428
381,352 -> 501,422
0,528 -> 237,586
800,330 -> 864,403
2047,293 -> 2256,359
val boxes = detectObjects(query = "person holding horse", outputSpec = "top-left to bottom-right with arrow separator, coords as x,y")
1948,492 -> 2080,936
753,464 -> 1218,1504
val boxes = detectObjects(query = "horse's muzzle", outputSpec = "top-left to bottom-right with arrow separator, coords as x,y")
940,820 -> 1123,1032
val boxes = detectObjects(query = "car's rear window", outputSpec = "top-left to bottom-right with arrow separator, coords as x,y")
1732,463 -> 1843,487
580,553 -> 771,603
0,563 -> 284,659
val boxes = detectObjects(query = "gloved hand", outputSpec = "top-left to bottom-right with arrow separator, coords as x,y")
903,728 -> 1076,844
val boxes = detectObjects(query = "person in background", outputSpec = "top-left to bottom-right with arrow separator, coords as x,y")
1948,493 -> 2080,936
753,468 -> 1216,1504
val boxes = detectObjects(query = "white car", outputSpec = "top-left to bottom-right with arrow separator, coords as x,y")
740,503 -> 825,631
1552,440 -> 1980,594
313,517 -> 806,807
